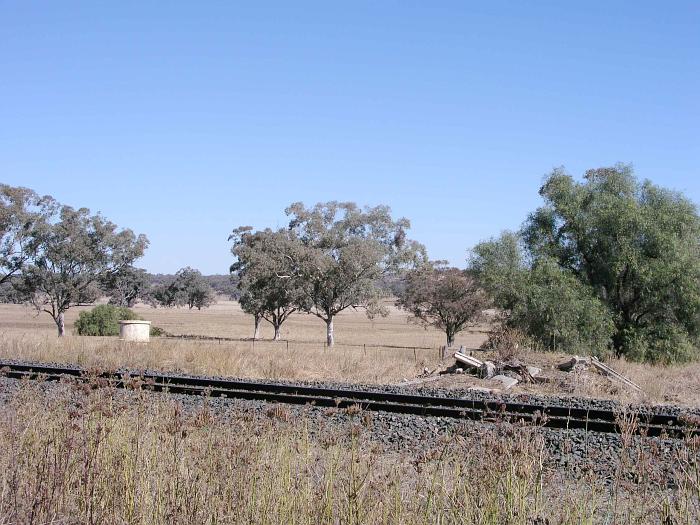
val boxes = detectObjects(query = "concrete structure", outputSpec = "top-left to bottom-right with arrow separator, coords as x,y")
119,320 -> 151,342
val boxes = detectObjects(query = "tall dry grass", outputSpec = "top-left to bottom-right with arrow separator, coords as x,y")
0,379 -> 698,524
0,332 -> 443,383
3,302 -> 700,406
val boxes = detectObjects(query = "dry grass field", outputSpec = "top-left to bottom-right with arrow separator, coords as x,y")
1,300 -> 700,406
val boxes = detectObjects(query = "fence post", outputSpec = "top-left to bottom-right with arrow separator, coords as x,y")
413,347 -> 417,363
286,340 -> 289,351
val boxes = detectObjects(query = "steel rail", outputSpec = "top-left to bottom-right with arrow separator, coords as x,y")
1,360 -> 696,438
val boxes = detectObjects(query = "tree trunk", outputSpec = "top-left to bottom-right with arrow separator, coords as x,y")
446,329 -> 455,348
326,317 -> 334,347
56,312 -> 65,337
253,313 -> 261,340
273,323 -> 281,341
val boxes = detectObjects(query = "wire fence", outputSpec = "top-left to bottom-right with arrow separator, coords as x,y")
161,332 -> 462,361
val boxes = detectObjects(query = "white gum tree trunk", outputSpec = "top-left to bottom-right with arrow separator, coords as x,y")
56,312 -> 65,337
326,317 -> 334,347
253,313 -> 261,340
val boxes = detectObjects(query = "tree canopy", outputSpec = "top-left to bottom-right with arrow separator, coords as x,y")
397,262 -> 489,347
285,201 -> 426,346
16,204 -> 148,335
148,267 -> 215,310
0,184 -> 56,286
230,226 -> 305,340
471,165 -> 700,363
101,265 -> 149,307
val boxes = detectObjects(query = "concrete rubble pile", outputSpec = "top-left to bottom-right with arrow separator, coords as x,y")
440,348 -> 642,393
452,349 -> 542,390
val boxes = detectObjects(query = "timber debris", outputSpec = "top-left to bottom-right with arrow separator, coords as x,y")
558,355 -> 642,392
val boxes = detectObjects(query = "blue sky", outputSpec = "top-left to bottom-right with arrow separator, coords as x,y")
2,1 -> 698,274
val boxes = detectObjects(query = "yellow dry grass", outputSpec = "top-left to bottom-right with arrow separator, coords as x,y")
1,301 -> 700,406
0,301 -> 480,384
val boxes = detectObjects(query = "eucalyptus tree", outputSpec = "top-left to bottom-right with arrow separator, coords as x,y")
148,267 -> 215,310
173,267 -> 216,310
16,205 -> 148,336
101,265 -> 149,307
0,184 -> 56,285
230,226 -> 305,340
285,201 -> 426,346
397,262 -> 489,347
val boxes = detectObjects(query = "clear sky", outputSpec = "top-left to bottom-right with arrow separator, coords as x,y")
2,1 -> 698,274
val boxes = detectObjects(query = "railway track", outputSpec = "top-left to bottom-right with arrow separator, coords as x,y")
1,360 -> 697,438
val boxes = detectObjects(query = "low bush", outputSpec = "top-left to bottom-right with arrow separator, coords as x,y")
74,304 -> 140,336
149,325 -> 166,337
75,304 -> 165,337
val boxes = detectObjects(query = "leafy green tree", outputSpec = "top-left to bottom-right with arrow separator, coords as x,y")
0,184 -> 56,285
148,267 -> 215,310
230,227 -> 306,340
285,201 -> 426,346
471,165 -> 700,363
101,265 -> 149,307
174,267 -> 216,310
509,258 -> 615,356
468,230 -> 527,311
16,205 -> 148,336
146,279 -> 179,308
397,262 -> 489,347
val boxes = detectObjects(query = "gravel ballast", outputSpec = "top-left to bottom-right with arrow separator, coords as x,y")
1,358 -> 697,483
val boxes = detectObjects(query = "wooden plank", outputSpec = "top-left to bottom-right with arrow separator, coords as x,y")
590,357 -> 642,392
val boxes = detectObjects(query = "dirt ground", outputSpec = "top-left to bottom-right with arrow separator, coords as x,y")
1,300 -> 699,407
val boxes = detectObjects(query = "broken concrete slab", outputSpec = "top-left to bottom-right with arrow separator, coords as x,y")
481,360 -> 497,379
454,351 -> 484,369
526,366 -> 542,378
491,374 -> 518,390
557,356 -> 590,371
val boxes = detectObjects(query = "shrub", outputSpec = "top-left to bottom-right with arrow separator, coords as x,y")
74,304 -> 140,336
149,325 -> 166,337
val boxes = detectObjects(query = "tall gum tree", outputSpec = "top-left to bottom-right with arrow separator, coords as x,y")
285,201 -> 426,346
17,204 -> 148,336
230,227 -> 306,341
0,184 -> 56,286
